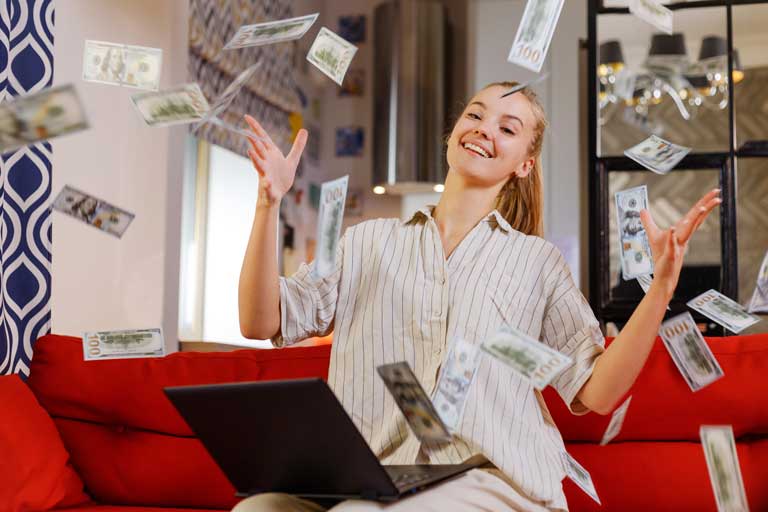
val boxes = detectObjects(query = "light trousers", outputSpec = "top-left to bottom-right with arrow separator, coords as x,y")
231,469 -> 555,512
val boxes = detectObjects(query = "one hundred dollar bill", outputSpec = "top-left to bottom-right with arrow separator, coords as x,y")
223,13 -> 319,50
500,72 -> 550,98
432,337 -> 482,431
688,289 -> 761,334
307,27 -> 358,86
0,84 -> 89,153
480,325 -> 572,390
659,312 -> 724,392
507,0 -> 565,73
748,250 -> 768,313
625,135 -> 690,175
83,328 -> 165,361
312,175 -> 348,279
600,396 -> 632,446
198,63 -> 262,127
562,451 -> 601,505
377,362 -> 452,444
700,426 -> 749,512
629,0 -> 673,35
53,185 -> 135,238
616,185 -> 653,280
83,40 -> 162,91
131,83 -> 210,127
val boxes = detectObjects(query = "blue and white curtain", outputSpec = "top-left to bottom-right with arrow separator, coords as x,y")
0,0 -> 54,376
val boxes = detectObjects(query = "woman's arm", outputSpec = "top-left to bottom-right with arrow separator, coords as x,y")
575,188 -> 722,415
238,115 -> 307,339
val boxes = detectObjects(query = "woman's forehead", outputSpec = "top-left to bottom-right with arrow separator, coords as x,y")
468,86 -> 535,125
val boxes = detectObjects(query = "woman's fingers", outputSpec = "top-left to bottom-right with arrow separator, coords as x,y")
247,135 -> 268,160
248,149 -> 266,177
677,196 -> 721,243
667,227 -> 677,259
640,209 -> 660,241
287,128 -> 308,165
244,114 -> 276,148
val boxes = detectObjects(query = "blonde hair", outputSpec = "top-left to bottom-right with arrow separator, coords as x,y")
482,81 -> 546,237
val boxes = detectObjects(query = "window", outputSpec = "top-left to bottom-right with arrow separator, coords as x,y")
178,137 -> 274,348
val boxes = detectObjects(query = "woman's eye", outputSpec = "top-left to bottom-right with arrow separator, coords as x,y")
467,112 -> 481,120
501,127 -> 515,135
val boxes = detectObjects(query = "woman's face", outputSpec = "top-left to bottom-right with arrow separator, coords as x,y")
446,85 -> 538,188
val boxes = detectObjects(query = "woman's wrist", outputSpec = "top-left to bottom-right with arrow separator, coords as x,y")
648,277 -> 674,305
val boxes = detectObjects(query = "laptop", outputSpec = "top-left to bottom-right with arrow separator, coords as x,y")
164,378 -> 479,502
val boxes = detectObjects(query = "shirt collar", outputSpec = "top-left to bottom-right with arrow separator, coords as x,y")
402,204 -> 511,233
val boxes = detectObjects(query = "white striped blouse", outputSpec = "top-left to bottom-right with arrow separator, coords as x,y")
271,205 -> 605,511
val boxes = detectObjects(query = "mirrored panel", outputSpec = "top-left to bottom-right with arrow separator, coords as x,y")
597,7 -> 731,156
733,3 -> 768,153
736,158 -> 768,333
608,169 -> 721,304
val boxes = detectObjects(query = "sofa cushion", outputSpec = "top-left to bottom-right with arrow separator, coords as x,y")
54,507 -> 228,512
28,334 -> 331,436
27,334 -> 330,508
0,375 -> 90,512
543,333 -> 768,442
561,438 -> 768,511
54,417 -> 238,510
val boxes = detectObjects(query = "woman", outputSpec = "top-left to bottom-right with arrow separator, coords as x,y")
236,82 -> 720,512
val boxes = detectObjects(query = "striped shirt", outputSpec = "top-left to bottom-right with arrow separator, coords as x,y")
272,205 -> 604,511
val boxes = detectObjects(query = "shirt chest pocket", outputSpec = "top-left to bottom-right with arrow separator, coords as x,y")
482,271 -> 519,328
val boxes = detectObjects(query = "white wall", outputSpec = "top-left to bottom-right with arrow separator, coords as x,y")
316,0 -> 402,233
51,0 -> 188,352
469,0 -> 586,285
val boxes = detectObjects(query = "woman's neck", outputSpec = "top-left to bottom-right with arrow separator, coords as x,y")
432,171 -> 505,243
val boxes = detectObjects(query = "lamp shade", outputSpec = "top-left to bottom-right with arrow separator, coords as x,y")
649,33 -> 687,57
600,40 -> 624,66
698,35 -> 727,60
684,74 -> 710,89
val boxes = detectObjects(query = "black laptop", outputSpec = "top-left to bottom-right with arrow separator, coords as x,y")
164,378 -> 479,502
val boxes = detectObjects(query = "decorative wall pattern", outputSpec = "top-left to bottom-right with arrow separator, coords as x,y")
189,0 -> 301,155
0,0 -> 55,377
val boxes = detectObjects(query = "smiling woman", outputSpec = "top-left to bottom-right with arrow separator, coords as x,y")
236,72 -> 721,511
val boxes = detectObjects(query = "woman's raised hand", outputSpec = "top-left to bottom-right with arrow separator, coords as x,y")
244,114 -> 308,207
639,188 -> 722,300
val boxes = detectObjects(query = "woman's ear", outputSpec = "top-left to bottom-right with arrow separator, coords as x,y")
516,157 -> 536,179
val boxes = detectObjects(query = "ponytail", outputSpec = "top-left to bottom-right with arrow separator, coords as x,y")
495,158 -> 544,237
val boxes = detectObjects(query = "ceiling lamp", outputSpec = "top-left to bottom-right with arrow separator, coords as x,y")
598,32 -> 745,123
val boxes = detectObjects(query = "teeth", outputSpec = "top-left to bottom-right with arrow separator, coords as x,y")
463,142 -> 491,158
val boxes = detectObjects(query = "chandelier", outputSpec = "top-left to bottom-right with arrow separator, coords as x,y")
598,34 -> 744,125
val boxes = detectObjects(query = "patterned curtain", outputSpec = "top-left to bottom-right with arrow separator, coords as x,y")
189,0 -> 301,156
0,0 -> 54,377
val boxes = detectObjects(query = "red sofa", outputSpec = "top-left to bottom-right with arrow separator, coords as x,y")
2,333 -> 767,511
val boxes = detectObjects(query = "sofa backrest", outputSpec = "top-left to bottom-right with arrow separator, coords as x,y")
27,334 -> 331,509
543,333 -> 768,442
27,332 -> 768,507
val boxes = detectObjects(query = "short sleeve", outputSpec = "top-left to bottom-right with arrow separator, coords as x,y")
541,257 -> 605,415
270,232 -> 346,348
